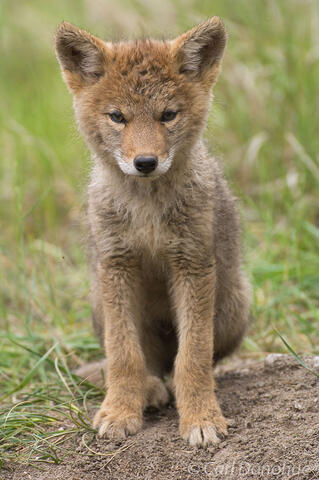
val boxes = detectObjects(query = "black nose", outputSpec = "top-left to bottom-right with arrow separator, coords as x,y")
134,155 -> 158,174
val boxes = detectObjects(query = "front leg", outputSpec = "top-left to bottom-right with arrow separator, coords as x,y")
170,254 -> 227,447
93,255 -> 147,439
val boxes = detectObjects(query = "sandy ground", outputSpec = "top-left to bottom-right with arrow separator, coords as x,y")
3,355 -> 319,480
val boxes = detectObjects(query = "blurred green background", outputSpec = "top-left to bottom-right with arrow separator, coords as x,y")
1,0 -> 319,467
1,0 -> 319,422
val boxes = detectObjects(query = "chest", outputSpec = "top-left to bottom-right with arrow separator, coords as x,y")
124,206 -> 172,253
90,178 -> 213,258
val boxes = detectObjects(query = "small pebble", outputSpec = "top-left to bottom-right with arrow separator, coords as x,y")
293,401 -> 303,411
312,356 -> 319,368
106,442 -> 116,451
264,353 -> 284,366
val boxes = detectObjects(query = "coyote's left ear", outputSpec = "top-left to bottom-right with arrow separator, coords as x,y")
172,17 -> 227,84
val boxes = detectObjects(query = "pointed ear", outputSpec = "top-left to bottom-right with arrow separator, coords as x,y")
55,22 -> 109,93
172,17 -> 227,83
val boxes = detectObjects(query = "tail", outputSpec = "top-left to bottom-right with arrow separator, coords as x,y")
74,359 -> 107,388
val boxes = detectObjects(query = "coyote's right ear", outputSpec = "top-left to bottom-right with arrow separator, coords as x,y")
55,22 -> 110,93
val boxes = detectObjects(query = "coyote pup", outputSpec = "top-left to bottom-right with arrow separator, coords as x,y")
55,17 -> 251,447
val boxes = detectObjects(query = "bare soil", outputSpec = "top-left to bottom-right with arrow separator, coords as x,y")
3,355 -> 319,480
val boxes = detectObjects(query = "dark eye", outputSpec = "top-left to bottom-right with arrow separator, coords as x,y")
109,111 -> 126,124
160,110 -> 177,123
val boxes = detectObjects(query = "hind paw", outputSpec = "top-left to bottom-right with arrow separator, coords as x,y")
145,375 -> 170,408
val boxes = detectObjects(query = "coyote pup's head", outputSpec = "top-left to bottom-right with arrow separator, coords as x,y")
55,18 -> 226,178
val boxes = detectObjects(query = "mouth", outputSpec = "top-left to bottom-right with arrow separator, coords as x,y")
128,168 -> 170,179
124,170 -> 162,181
135,170 -> 160,178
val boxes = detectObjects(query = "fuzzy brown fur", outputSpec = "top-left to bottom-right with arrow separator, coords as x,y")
55,17 -> 252,447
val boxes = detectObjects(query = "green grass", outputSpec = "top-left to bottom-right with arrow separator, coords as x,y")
1,0 -> 319,469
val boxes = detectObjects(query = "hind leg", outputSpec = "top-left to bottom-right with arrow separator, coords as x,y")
140,320 -> 177,407
213,272 -> 252,362
75,359 -> 170,408
79,305 -> 175,409
141,320 -> 177,376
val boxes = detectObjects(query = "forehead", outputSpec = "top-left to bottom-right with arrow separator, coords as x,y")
97,40 -> 185,107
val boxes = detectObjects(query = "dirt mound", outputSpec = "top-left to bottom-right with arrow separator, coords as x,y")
4,355 -> 319,480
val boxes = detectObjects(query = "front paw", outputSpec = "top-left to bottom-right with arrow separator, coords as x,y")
180,412 -> 228,447
93,404 -> 142,440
